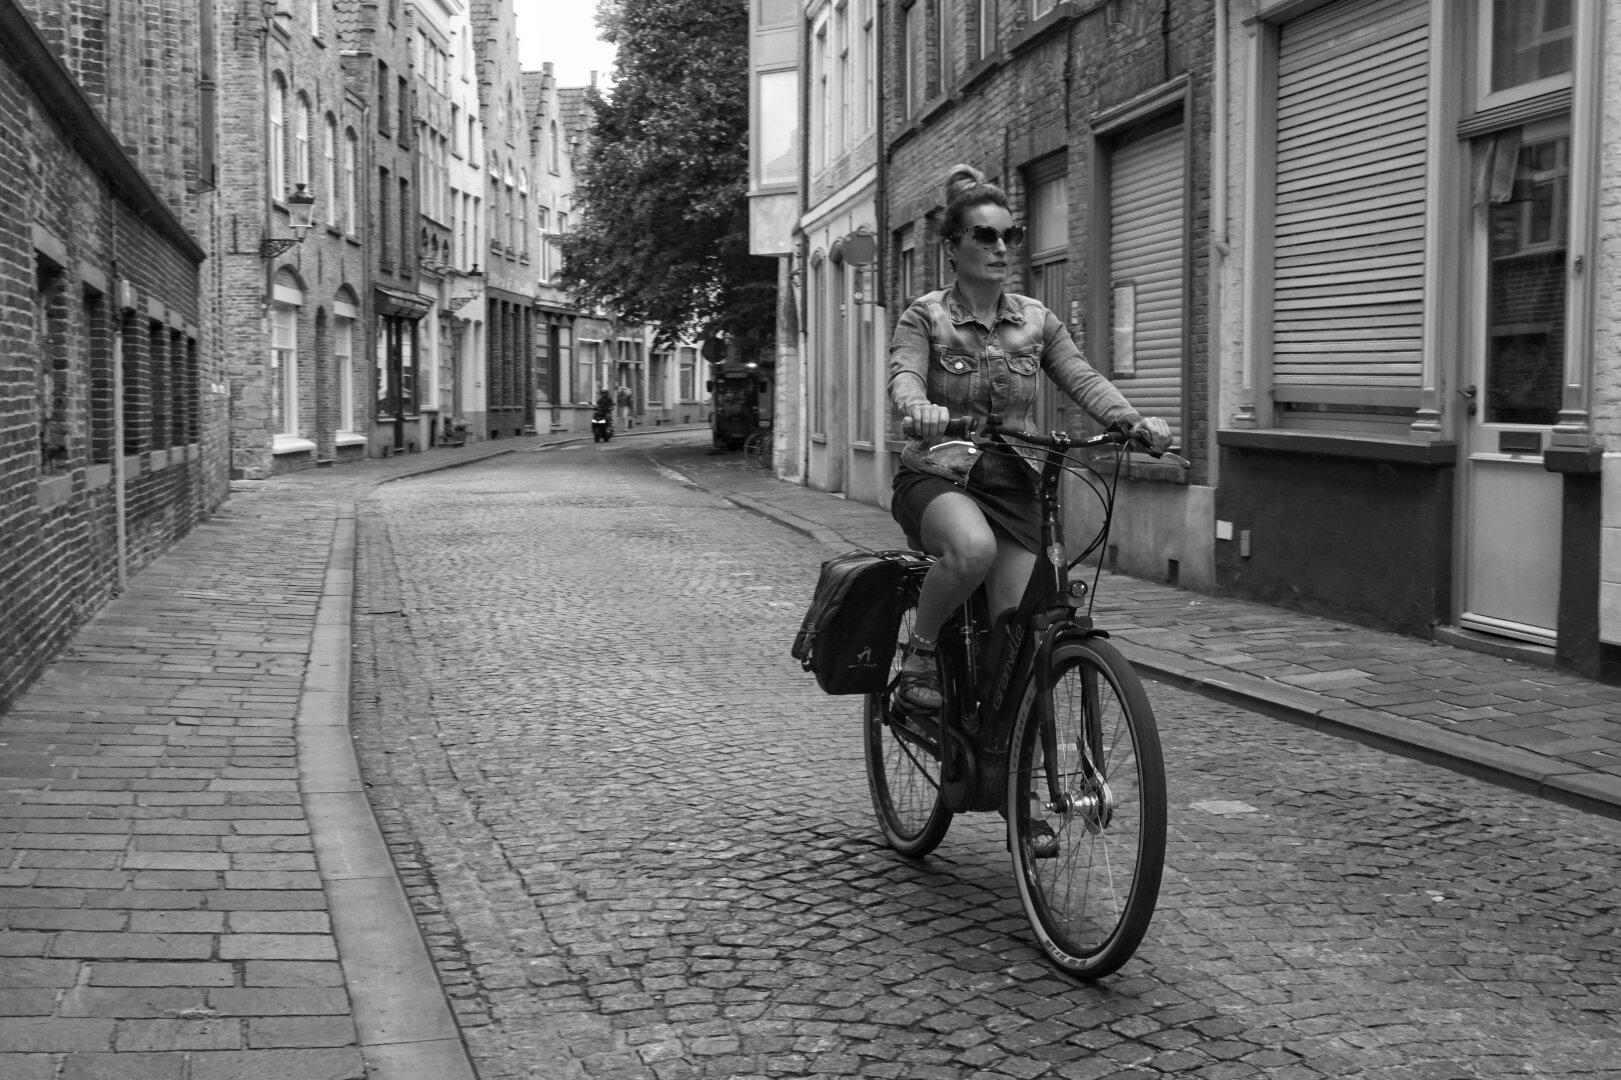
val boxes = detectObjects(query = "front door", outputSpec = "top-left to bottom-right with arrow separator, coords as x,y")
1458,118 -> 1569,646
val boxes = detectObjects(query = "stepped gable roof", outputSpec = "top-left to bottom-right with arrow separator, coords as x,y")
557,86 -> 592,141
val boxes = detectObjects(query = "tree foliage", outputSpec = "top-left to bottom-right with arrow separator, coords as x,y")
559,0 -> 778,354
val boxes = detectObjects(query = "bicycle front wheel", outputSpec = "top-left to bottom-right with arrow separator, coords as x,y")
1008,635 -> 1165,978
864,589 -> 952,857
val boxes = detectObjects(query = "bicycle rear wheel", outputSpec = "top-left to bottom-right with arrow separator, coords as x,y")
1008,635 -> 1165,978
864,588 -> 952,857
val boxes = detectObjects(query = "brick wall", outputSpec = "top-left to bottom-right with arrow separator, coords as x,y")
0,0 -> 219,710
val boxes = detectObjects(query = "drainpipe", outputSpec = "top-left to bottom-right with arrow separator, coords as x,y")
112,309 -> 128,592
1207,0 -> 1229,489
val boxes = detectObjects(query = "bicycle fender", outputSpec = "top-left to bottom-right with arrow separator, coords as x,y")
1037,624 -> 1109,689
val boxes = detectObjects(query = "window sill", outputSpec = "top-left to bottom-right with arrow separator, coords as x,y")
1217,428 -> 1457,467
273,435 -> 317,456
336,432 -> 368,447
959,55 -> 1002,94
37,472 -> 73,509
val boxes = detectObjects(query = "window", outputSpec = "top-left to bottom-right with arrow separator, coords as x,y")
837,2 -> 850,152
34,255 -> 68,473
518,172 -> 529,256
1026,163 -> 1068,317
84,287 -> 112,464
1487,0 -> 1572,98
343,129 -> 358,234
810,20 -> 826,172
269,74 -> 287,200
452,104 -> 462,155
898,225 -> 917,304
976,0 -> 996,62
148,323 -> 167,451
400,177 -> 411,267
169,329 -> 187,448
937,0 -> 958,92
861,0 -> 875,135
323,115 -> 337,225
1031,0 -> 1055,19
679,346 -> 697,401
379,167 -> 391,265
335,312 -> 356,432
294,94 -> 311,191
757,70 -> 798,186
398,76 -> 410,143
309,0 -> 319,37
550,120 -> 560,172
903,2 -> 924,117
377,61 -> 390,134
537,208 -> 550,279
271,303 -> 298,436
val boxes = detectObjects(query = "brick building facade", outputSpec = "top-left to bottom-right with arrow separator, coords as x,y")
221,0 -> 372,478
471,0 -> 539,439
876,0 -> 1218,587
0,0 -> 219,707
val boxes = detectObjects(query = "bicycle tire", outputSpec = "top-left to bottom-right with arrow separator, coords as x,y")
1007,635 -> 1165,978
864,589 -> 953,857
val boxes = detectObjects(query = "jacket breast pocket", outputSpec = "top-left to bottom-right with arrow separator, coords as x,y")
1006,352 -> 1040,377
929,349 -> 978,408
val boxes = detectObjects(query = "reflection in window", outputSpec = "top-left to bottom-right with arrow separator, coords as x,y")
1486,131 -> 1568,426
1491,0 -> 1571,94
758,70 -> 798,186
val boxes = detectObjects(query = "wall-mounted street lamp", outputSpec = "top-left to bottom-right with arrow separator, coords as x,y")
259,183 -> 317,259
446,263 -> 484,312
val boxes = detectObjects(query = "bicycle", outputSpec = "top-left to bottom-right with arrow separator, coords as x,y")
743,425 -> 774,470
864,417 -> 1186,978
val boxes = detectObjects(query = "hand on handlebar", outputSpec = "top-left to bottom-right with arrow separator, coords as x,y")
1128,416 -> 1173,455
903,403 -> 953,439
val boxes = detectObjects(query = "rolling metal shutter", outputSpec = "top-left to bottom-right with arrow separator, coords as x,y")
1110,122 -> 1185,440
1273,0 -> 1429,389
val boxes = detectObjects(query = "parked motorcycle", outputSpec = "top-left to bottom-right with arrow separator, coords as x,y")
591,408 -> 614,442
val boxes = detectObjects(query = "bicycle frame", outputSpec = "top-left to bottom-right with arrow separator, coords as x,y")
923,423 -> 1187,810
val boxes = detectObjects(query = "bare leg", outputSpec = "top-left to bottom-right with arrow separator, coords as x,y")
912,492 -> 999,641
983,533 -> 1038,619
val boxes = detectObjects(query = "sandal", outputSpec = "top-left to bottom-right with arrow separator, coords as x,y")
895,635 -> 942,711
1028,821 -> 1060,859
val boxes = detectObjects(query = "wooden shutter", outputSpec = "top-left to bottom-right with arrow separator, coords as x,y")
1110,122 -> 1185,440
1273,0 -> 1429,389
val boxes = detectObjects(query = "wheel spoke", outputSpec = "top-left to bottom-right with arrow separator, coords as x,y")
1009,637 -> 1165,977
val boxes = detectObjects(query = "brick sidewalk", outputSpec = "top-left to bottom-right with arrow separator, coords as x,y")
0,427 -> 705,1080
657,448 -> 1621,821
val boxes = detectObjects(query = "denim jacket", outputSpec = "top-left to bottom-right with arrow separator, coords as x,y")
887,286 -> 1141,482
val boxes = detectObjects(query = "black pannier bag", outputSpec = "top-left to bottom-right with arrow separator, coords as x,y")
791,550 -> 927,695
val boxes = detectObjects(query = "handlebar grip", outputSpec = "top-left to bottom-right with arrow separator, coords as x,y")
900,416 -> 982,439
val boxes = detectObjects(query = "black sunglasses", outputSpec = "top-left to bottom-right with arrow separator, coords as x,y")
957,224 -> 1026,248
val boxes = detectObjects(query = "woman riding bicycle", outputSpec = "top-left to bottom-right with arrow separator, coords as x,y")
889,164 -> 1171,712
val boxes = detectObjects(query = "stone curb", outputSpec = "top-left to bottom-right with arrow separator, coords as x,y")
653,456 -> 1621,824
300,506 -> 479,1080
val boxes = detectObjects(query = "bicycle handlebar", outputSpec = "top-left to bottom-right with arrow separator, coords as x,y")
900,415 -> 1190,467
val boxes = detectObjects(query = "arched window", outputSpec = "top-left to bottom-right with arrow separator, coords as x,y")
269,74 -> 287,200
323,114 -> 338,226
549,120 -> 560,172
294,93 -> 311,190
343,129 -> 358,234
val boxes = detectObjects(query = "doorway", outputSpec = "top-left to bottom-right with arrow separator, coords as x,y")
1457,118 -> 1569,647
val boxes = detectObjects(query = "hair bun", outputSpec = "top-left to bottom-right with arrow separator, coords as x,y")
944,163 -> 985,206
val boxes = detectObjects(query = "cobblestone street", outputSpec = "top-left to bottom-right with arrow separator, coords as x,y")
351,432 -> 1621,1080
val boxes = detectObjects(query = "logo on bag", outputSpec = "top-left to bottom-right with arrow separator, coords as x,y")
853,646 -> 873,666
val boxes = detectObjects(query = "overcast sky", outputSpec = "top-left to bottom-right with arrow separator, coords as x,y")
513,0 -> 618,90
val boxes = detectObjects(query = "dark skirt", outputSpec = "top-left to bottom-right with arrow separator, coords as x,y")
891,445 -> 1041,555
